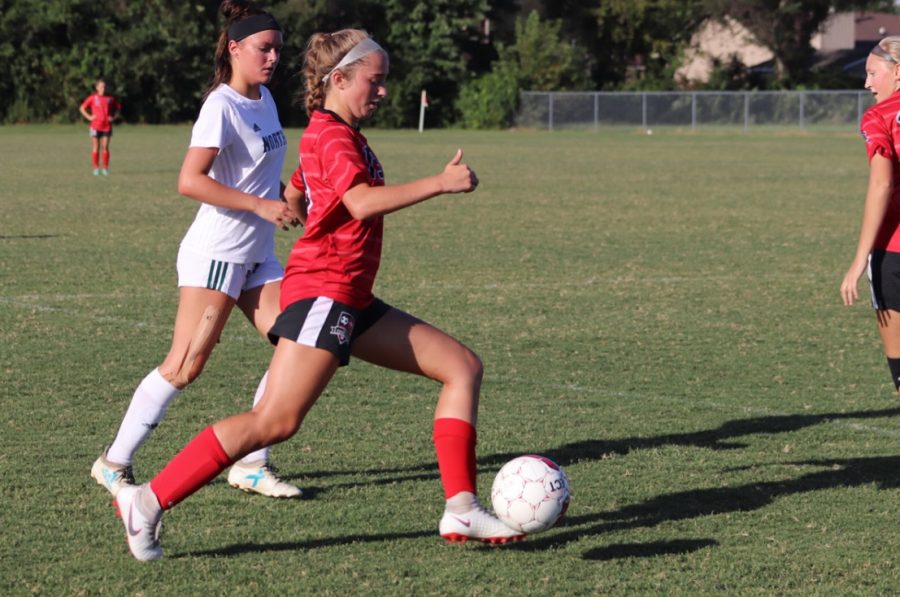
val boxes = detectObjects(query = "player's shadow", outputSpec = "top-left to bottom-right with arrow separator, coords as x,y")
177,529 -> 434,559
196,407 -> 900,559
0,234 -> 61,240
274,406 -> 900,489
184,453 -> 900,559
511,453 -> 900,554
541,406 -> 900,469
582,539 -> 718,561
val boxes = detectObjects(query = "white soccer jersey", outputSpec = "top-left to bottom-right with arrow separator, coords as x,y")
180,84 -> 288,263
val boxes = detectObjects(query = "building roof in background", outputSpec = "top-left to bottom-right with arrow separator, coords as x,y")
855,11 -> 900,42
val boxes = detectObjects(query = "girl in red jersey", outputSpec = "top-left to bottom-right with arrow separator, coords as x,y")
112,28 -> 523,561
91,0 -> 302,503
842,36 -> 900,391
79,79 -> 121,176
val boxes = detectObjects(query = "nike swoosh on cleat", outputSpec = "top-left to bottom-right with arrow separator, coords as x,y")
449,515 -> 471,527
127,506 -> 142,537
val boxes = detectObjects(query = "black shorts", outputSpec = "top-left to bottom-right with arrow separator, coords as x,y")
268,297 -> 391,366
89,128 -> 112,138
868,250 -> 900,311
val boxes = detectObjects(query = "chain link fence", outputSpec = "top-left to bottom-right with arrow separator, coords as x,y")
517,90 -> 876,131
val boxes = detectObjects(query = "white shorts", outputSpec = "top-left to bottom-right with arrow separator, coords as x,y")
176,246 -> 283,300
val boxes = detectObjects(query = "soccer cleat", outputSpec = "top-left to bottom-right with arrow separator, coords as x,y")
91,448 -> 135,497
100,169 -> 109,176
439,503 -> 526,545
227,460 -> 302,498
113,484 -> 162,561
92,168 -> 100,176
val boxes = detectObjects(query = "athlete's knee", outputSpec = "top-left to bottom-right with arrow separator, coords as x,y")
254,410 -> 303,445
438,346 -> 483,387
457,347 -> 484,383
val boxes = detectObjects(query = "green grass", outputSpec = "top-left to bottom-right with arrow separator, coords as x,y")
2,123 -> 899,594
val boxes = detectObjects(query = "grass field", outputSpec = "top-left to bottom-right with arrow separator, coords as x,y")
2,123 -> 899,594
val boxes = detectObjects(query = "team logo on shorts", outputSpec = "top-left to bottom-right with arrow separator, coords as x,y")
330,312 -> 355,345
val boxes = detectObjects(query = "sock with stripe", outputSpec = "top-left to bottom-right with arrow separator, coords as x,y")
150,425 -> 235,509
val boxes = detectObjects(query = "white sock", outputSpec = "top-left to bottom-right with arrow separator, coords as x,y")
239,371 -> 270,465
445,491 -> 478,514
107,368 -> 180,465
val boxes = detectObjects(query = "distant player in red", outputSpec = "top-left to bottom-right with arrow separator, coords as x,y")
842,36 -> 900,391
112,28 -> 524,562
79,79 -> 121,176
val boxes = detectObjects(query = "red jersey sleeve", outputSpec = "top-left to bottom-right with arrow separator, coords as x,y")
861,108 -> 894,161
80,95 -> 94,110
316,126 -> 370,197
289,154 -> 305,193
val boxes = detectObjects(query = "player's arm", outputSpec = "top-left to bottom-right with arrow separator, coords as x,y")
282,180 -> 307,226
177,146 -> 293,229
841,153 -> 894,305
79,103 -> 92,122
342,149 -> 477,220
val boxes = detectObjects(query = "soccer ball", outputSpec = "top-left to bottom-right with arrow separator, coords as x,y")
491,455 -> 570,534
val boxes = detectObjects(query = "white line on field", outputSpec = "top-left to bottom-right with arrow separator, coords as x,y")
1,295 -> 163,331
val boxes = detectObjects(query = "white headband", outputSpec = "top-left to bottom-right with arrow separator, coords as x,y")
321,37 -> 386,84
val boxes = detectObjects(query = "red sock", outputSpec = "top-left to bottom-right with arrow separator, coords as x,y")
433,418 -> 477,499
102,150 -> 110,168
91,151 -> 99,168
149,426 -> 234,509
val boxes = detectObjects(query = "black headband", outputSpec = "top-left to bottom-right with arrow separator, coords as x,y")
227,13 -> 281,42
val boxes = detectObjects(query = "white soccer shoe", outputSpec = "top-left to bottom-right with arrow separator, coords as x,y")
91,448 -> 135,497
114,485 -> 162,561
439,503 -> 526,545
227,460 -> 302,498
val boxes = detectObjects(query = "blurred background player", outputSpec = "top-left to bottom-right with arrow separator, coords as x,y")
79,79 -> 121,176
841,36 -> 900,392
110,28 -> 524,562
91,0 -> 302,501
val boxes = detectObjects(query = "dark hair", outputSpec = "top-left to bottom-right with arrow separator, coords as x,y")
301,29 -> 371,116
204,0 -> 268,98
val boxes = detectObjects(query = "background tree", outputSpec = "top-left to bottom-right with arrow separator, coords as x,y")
706,0 -> 894,86
456,10 -> 591,128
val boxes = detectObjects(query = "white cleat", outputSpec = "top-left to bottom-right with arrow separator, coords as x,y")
227,460 -> 302,498
439,503 -> 526,545
91,447 -> 135,497
114,485 -> 162,561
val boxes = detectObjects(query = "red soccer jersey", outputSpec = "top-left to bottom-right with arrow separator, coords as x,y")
861,92 -> 900,252
80,94 -> 121,132
281,110 -> 385,310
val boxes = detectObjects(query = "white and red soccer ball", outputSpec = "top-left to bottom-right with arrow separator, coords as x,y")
491,454 -> 570,534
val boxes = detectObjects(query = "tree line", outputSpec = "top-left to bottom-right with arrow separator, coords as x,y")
0,0 -> 894,128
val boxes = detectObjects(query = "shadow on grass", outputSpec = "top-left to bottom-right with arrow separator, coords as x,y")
0,234 -> 61,240
511,453 -> 900,554
177,529 -> 434,559
541,406 -> 900,467
583,539 -> 718,561
274,406 -> 900,487
190,407 -> 900,559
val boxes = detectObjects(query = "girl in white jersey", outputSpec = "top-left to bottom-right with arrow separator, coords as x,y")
91,0 -> 302,499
